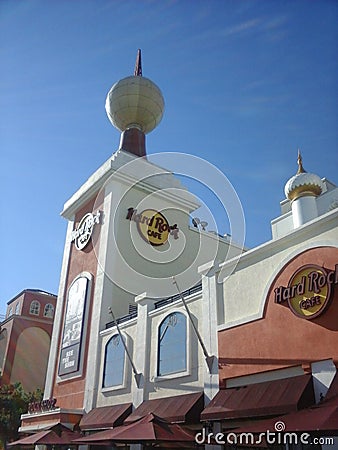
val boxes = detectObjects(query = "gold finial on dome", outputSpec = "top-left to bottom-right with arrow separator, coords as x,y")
297,148 -> 306,174
284,149 -> 324,201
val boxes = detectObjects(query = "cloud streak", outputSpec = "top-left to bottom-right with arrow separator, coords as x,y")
220,18 -> 263,37
219,14 -> 288,40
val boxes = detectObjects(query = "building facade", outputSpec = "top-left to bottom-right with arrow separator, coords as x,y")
0,289 -> 57,392
17,53 -> 338,448
18,53 -> 238,443
201,155 -> 338,446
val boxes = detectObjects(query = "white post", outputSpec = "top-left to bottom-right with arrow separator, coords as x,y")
199,261 -> 220,404
131,292 -> 153,408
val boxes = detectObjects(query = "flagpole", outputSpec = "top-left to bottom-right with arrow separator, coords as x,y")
172,277 -> 215,373
108,307 -> 142,387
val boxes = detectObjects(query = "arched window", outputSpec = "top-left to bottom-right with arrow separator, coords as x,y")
102,334 -> 125,388
29,300 -> 40,316
44,303 -> 54,318
15,302 -> 20,315
158,312 -> 187,376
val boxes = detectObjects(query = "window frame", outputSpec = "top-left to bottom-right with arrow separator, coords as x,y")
101,332 -> 129,392
15,302 -> 20,315
43,303 -> 54,318
155,310 -> 190,381
29,300 -> 41,316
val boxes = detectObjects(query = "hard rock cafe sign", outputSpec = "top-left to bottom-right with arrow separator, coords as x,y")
126,208 -> 179,246
71,211 -> 101,250
274,264 -> 338,319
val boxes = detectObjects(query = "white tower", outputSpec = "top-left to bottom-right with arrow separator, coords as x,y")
284,150 -> 324,228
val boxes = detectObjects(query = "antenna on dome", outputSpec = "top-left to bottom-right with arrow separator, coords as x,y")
134,49 -> 142,76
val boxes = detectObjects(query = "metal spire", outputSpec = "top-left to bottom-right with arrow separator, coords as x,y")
297,148 -> 306,174
134,49 -> 142,76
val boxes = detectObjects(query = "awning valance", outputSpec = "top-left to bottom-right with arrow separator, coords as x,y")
201,374 -> 314,421
124,391 -> 204,424
80,403 -> 132,430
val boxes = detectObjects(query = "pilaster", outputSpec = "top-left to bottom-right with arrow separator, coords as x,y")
131,292 -> 154,408
199,261 -> 220,404
44,218 -> 74,399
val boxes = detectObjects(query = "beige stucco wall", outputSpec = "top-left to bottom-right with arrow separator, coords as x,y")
96,291 -> 207,408
218,209 -> 338,329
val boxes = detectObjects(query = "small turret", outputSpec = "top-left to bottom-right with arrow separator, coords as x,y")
284,150 -> 324,228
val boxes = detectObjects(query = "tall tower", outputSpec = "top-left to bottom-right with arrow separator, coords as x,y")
284,150 -> 324,228
20,52 -> 230,435
39,51 -> 202,415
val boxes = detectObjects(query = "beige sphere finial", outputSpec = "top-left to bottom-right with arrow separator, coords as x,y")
105,50 -> 165,135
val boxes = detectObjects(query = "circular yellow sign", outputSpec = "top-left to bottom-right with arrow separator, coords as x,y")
288,265 -> 331,319
136,209 -> 170,246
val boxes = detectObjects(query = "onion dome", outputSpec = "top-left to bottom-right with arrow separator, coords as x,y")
105,50 -> 164,135
284,150 -> 324,201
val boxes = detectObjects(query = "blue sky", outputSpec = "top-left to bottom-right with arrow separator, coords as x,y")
0,0 -> 337,314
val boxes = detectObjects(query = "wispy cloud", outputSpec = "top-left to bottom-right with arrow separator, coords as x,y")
219,14 -> 288,40
220,18 -> 263,37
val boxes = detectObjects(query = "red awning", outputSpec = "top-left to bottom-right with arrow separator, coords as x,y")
80,403 -> 132,430
9,430 -> 61,446
233,394 -> 338,434
201,374 -> 314,421
74,413 -> 198,445
124,391 -> 204,424
8,424 -> 81,446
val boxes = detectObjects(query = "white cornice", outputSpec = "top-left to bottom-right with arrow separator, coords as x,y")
61,150 -> 200,219
218,208 -> 338,274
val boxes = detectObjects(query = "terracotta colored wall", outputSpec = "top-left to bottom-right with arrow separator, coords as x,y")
20,292 -> 57,319
218,247 -> 338,385
1,317 -> 53,390
10,327 -> 51,391
53,194 -> 102,409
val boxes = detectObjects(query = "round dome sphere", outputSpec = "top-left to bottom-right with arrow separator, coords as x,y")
284,171 -> 324,201
105,76 -> 164,134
